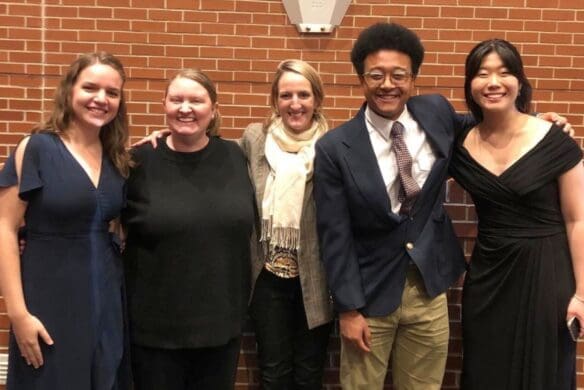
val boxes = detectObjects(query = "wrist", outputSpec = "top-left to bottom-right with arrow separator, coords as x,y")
340,309 -> 361,319
7,309 -> 29,321
572,294 -> 584,304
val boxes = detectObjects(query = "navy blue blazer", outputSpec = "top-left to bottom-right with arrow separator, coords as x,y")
314,94 -> 473,317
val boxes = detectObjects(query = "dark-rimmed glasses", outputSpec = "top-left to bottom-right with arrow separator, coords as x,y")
362,69 -> 413,86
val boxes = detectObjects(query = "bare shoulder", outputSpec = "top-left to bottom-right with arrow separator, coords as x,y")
461,125 -> 479,149
525,115 -> 553,142
14,136 -> 32,178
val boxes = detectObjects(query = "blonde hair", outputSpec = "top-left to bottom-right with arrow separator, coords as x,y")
165,68 -> 221,136
264,59 -> 328,134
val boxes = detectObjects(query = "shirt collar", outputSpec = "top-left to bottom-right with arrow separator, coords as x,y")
365,104 -> 413,141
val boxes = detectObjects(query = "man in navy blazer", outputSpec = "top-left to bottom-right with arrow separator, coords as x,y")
313,23 -> 473,389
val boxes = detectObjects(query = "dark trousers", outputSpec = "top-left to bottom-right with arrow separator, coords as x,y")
250,268 -> 332,390
131,336 -> 241,390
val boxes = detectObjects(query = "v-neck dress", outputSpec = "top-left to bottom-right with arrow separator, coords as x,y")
0,133 -> 130,390
450,124 -> 582,390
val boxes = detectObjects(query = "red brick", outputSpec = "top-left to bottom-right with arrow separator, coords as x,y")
45,6 -> 77,17
96,19 -> 130,31
183,11 -> 217,23
441,6 -> 474,18
114,7 -> 147,20
200,0 -> 235,11
527,0 -> 559,6
78,6 -> 112,18
148,9 -> 182,21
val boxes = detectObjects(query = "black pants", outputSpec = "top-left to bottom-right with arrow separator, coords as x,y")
250,268 -> 332,390
131,337 -> 241,390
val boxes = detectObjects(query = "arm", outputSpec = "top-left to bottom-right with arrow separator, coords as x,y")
109,217 -> 126,253
0,138 -> 53,368
538,112 -> 573,136
131,128 -> 171,148
559,162 -> 584,337
313,141 -> 371,352
452,111 -> 572,139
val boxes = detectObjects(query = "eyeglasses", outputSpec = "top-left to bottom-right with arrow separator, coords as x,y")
362,69 -> 413,86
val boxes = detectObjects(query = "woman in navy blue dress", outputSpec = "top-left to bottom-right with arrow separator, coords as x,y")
0,52 -> 132,390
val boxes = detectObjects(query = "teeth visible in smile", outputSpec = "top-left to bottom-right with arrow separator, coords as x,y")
485,93 -> 505,98
178,118 -> 195,122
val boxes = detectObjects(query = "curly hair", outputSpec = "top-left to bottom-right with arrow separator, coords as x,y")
464,39 -> 532,122
164,68 -> 221,136
264,59 -> 328,134
33,52 -> 131,178
350,22 -> 425,77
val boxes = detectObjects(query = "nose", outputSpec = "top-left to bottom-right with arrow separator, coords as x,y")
179,101 -> 191,112
94,89 -> 106,102
290,95 -> 301,108
380,73 -> 396,88
487,74 -> 501,87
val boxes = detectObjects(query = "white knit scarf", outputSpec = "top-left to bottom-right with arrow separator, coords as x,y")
261,118 -> 323,251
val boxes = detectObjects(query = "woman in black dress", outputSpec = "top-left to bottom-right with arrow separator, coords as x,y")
450,39 -> 584,390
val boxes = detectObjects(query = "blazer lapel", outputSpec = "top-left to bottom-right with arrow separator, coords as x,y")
408,101 -> 449,159
342,109 -> 399,223
406,99 -> 450,215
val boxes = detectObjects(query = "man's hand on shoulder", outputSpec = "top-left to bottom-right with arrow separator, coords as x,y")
538,112 -> 574,136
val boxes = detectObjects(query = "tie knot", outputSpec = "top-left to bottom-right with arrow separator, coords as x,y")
390,121 -> 404,139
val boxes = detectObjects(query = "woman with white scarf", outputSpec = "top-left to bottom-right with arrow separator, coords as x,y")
241,60 -> 333,389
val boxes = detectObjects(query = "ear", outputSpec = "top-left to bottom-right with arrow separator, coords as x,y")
212,102 -> 219,117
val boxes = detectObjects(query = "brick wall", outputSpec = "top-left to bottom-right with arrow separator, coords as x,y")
0,0 -> 583,389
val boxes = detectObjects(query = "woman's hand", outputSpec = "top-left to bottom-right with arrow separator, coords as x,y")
11,312 -> 54,368
567,296 -> 584,339
131,129 -> 171,148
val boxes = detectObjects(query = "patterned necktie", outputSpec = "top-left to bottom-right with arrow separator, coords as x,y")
390,121 -> 420,214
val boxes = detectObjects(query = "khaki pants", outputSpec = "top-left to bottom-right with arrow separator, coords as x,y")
340,266 -> 449,390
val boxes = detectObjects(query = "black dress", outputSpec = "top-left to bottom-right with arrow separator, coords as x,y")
450,125 -> 581,390
0,133 -> 129,390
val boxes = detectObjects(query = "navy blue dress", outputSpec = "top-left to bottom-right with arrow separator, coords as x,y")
0,133 -> 130,390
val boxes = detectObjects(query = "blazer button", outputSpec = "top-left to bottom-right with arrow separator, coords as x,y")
406,242 -> 414,250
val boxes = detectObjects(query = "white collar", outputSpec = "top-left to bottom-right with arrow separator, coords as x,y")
365,104 -> 414,141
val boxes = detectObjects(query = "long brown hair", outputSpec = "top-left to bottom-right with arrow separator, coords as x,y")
33,52 -> 132,177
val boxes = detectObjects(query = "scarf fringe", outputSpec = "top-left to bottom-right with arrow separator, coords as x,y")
261,218 -> 300,250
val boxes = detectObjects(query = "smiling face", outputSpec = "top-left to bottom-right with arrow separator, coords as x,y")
276,71 -> 316,134
470,52 -> 520,115
70,63 -> 123,132
163,76 -> 216,139
360,49 -> 414,120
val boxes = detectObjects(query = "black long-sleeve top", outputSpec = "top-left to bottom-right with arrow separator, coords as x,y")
123,136 -> 254,349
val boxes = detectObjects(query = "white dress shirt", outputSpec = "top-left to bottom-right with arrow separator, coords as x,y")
365,105 -> 436,214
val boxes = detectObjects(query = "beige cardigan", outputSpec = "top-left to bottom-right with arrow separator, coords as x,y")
240,122 -> 334,329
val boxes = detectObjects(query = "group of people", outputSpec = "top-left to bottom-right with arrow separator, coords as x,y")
0,21 -> 581,390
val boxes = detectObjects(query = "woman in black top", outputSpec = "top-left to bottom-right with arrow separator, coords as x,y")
122,69 -> 255,390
